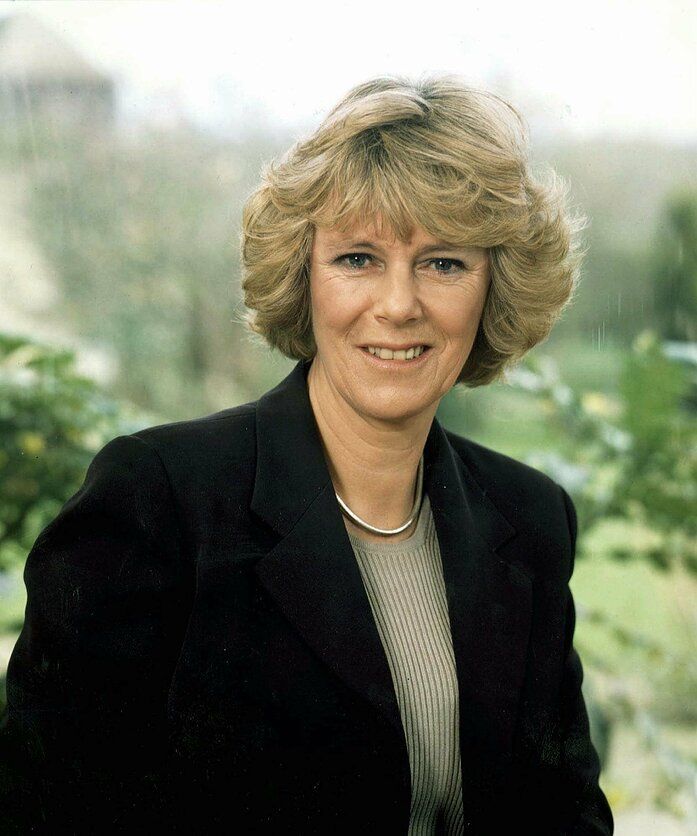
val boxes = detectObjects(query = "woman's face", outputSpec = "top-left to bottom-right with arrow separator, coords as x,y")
309,217 -> 490,425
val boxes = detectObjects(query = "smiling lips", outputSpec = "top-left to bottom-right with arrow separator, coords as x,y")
365,345 -> 427,360
359,344 -> 432,365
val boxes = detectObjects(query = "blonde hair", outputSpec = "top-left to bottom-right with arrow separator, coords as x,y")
239,73 -> 586,386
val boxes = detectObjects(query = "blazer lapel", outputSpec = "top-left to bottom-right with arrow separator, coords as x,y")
250,360 -> 404,737
251,359 -> 534,778
424,422 -> 535,787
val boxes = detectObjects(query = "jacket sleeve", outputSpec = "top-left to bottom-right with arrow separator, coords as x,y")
0,434 -> 194,834
555,485 -> 614,835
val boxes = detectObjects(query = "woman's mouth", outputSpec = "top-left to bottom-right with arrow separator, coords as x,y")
359,345 -> 432,368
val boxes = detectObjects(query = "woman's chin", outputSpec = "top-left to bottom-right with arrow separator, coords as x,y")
353,393 -> 432,425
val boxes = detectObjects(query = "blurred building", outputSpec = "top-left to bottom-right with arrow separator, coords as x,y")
0,13 -> 117,382
0,12 -> 114,132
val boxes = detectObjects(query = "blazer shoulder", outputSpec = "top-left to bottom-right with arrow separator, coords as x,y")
444,428 -> 562,500
127,400 -> 258,464
90,402 -> 262,512
132,400 -> 257,440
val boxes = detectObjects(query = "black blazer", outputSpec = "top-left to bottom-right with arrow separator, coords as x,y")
0,359 -> 613,835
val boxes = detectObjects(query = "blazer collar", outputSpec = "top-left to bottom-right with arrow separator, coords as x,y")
251,359 -> 534,784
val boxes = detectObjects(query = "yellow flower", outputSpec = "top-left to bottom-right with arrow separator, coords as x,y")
603,782 -> 630,812
581,391 -> 620,419
18,432 -> 46,456
633,329 -> 657,353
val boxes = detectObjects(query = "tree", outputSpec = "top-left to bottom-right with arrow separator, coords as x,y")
652,192 -> 697,343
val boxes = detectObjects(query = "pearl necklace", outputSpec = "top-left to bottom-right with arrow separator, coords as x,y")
335,456 -> 424,537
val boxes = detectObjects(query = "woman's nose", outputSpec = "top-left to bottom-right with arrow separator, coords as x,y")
373,262 -> 422,322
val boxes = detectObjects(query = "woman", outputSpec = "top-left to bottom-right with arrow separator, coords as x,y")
0,75 -> 614,834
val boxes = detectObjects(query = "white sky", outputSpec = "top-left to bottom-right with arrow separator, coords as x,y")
1,0 -> 695,143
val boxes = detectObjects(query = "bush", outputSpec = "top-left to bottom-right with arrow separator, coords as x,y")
0,332 -> 153,572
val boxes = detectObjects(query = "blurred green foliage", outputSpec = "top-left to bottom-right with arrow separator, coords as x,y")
510,330 -> 696,575
652,191 -> 697,343
0,333 -> 151,572
505,332 -> 697,816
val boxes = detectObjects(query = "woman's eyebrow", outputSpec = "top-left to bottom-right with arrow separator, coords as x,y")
419,243 -> 477,255
329,240 -> 380,250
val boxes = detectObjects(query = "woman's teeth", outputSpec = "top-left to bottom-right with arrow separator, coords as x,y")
366,346 -> 426,360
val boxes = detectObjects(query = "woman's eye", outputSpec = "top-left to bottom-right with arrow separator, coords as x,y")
337,253 -> 372,269
429,258 -> 466,274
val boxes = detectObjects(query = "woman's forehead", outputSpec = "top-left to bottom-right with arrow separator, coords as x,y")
315,207 -> 427,241
317,223 -> 409,244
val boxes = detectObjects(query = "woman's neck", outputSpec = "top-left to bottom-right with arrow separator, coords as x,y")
307,360 -> 433,536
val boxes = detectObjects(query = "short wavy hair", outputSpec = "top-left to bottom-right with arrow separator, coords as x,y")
239,73 -> 586,387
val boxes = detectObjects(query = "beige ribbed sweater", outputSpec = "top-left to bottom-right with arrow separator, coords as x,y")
347,492 -> 465,835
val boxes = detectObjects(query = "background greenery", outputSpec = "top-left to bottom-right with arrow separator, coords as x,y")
1,120 -> 695,829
